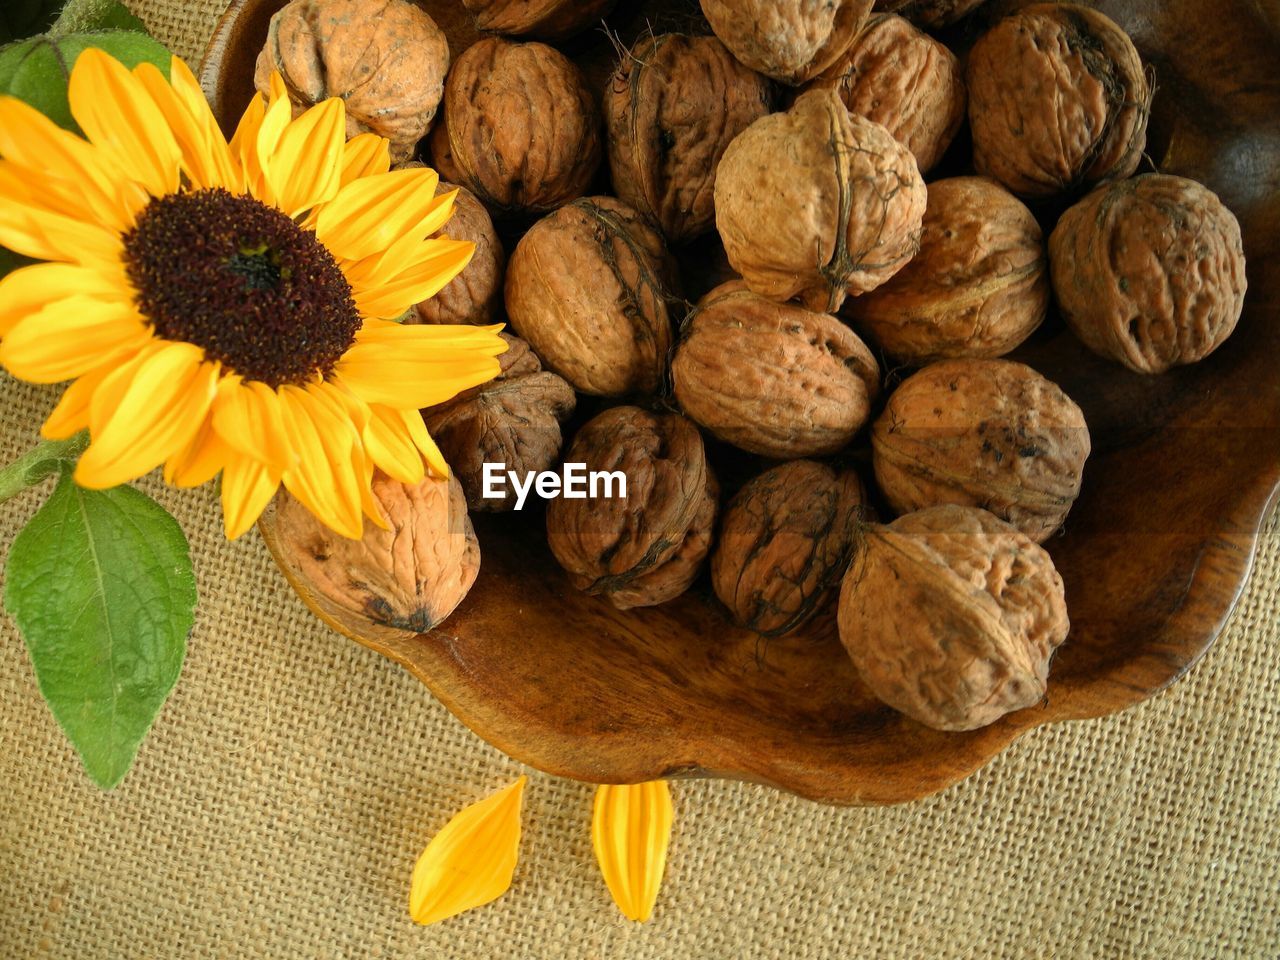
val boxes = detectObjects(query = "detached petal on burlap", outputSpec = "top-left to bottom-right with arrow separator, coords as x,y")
592,781 -> 674,922
409,776 -> 527,926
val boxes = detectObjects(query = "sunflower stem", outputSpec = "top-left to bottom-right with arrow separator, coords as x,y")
0,433 -> 89,505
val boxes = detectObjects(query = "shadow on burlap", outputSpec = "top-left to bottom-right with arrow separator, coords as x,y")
1,3 -> 1278,956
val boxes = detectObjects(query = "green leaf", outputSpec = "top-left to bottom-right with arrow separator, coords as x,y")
0,0 -> 64,45
4,469 -> 196,789
51,0 -> 148,36
0,30 -> 171,132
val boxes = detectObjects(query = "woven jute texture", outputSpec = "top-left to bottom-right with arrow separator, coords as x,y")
2,3 -> 1279,957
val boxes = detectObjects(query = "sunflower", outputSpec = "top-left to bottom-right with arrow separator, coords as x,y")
0,50 -> 506,539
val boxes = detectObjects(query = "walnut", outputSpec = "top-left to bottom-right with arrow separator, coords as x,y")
872,0 -> 988,28
255,0 -> 448,162
872,359 -> 1090,543
838,504 -> 1070,731
463,0 -> 617,40
712,461 -> 867,637
967,3 -> 1150,198
546,407 -> 718,610
715,89 -> 927,312
843,177 -> 1048,363
505,196 -> 679,397
422,335 -> 576,512
605,33 -> 773,245
699,0 -> 874,85
427,37 -> 602,216
1048,174 -> 1248,374
673,282 -> 881,458
270,472 -> 479,642
407,181 -> 505,326
805,14 -> 965,175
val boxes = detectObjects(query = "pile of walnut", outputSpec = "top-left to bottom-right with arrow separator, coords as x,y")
264,0 -> 1247,733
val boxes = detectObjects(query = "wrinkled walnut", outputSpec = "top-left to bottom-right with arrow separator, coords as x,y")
255,0 -> 448,162
838,504 -> 1070,731
1049,174 -> 1248,374
872,0 -> 988,28
463,0 -> 617,39
967,3 -> 1149,198
547,407 -> 717,610
408,181 -> 505,326
712,460 -> 867,636
715,89 -> 927,312
806,14 -> 965,175
699,0 -> 874,85
674,282 -> 881,458
271,472 -> 479,641
872,359 -> 1090,543
844,177 -> 1048,363
606,33 -> 773,245
422,335 -> 576,512
506,197 -> 679,397
428,37 -> 602,215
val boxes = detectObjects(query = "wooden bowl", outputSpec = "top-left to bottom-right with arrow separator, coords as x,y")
205,0 -> 1280,804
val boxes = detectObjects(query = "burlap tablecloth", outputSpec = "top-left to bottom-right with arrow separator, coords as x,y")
2,4 -> 1278,957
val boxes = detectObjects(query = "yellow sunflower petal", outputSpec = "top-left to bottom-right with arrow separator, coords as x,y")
169,57 -> 242,190
409,776 -> 527,927
211,378 -> 293,470
75,343 -> 218,489
163,412 -> 229,489
349,238 -> 474,320
250,90 -> 293,209
277,384 -> 364,539
362,404 -> 428,485
262,97 -> 345,216
0,96 -> 146,230
0,261 -> 130,336
41,362 -> 119,440
592,781 -> 674,923
229,90 -> 267,193
67,49 -> 181,198
0,297 -> 151,384
315,167 -> 449,261
0,173 -> 123,264
335,321 -> 506,409
221,454 -> 281,539
134,60 -> 239,192
341,133 -> 392,185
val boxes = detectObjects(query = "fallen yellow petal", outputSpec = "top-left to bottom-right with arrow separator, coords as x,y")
409,776 -> 526,926
592,781 -> 673,922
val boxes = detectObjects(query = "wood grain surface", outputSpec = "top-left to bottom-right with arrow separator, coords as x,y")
207,0 -> 1280,804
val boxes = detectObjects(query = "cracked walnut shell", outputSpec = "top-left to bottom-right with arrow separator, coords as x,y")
505,197 -> 679,397
547,407 -> 718,610
271,471 -> 479,642
838,504 -> 1069,731
872,359 -> 1090,543
712,461 -> 868,637
428,37 -> 602,215
422,335 -> 576,512
844,176 -> 1048,363
1048,174 -> 1247,374
463,0 -> 618,40
255,0 -> 448,162
410,181 -> 505,326
806,14 -> 965,176
715,89 -> 927,313
605,33 -> 773,245
673,281 -> 881,459
967,3 -> 1150,199
699,0 -> 874,85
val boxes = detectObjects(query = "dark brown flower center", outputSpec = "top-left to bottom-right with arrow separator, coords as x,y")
122,188 -> 361,387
